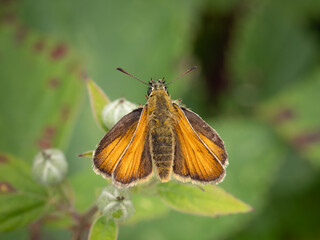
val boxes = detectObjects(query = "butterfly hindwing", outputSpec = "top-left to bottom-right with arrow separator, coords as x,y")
172,103 -> 226,184
93,108 -> 143,178
173,138 -> 191,181
112,105 -> 153,187
181,107 -> 228,166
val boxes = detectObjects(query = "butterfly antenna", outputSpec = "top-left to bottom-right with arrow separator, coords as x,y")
165,66 -> 197,86
116,68 -> 149,86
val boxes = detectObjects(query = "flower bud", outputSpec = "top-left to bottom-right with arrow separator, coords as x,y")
97,185 -> 135,222
32,149 -> 68,186
102,98 -> 137,129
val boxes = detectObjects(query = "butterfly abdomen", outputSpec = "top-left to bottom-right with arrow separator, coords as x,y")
150,125 -> 174,182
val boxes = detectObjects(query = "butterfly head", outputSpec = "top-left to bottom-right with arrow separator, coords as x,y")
116,66 -> 197,98
147,78 -> 169,96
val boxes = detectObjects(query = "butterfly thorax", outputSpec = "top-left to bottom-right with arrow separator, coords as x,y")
147,87 -> 175,182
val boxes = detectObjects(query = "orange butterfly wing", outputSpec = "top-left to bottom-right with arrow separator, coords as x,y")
112,106 -> 152,186
93,107 -> 152,186
172,103 -> 226,184
181,107 -> 228,167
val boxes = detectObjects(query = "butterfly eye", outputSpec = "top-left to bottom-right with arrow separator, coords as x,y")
147,88 -> 152,96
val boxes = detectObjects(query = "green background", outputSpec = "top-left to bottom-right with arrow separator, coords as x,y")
1,0 -> 320,239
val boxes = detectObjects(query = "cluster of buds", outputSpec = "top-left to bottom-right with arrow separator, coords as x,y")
97,185 -> 135,222
32,148 -> 68,186
102,98 -> 137,128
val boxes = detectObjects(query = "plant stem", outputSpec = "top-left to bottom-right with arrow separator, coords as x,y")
72,205 -> 98,240
52,181 -> 98,239
28,220 -> 41,240
56,181 -> 80,221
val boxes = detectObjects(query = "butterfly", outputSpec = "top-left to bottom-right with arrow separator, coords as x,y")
93,67 -> 228,187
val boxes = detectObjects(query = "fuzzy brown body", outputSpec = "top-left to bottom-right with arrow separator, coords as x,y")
147,90 -> 175,181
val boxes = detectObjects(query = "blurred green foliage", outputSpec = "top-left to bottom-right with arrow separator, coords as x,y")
0,154 -> 48,232
0,11 -> 84,162
89,217 -> 117,240
1,0 -> 320,239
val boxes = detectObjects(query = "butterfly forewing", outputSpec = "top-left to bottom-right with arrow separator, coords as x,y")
172,103 -> 226,184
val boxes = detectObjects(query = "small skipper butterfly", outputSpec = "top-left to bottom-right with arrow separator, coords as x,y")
93,67 -> 228,187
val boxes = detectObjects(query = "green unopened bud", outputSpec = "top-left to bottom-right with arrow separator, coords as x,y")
97,185 -> 135,222
32,149 -> 68,186
102,98 -> 137,129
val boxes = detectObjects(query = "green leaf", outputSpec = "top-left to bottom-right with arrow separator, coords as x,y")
157,182 -> 252,217
0,153 -> 48,232
257,68 -> 320,168
0,19 -> 85,162
125,193 -> 169,224
78,150 -> 94,159
89,216 -> 118,240
87,79 -> 110,131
